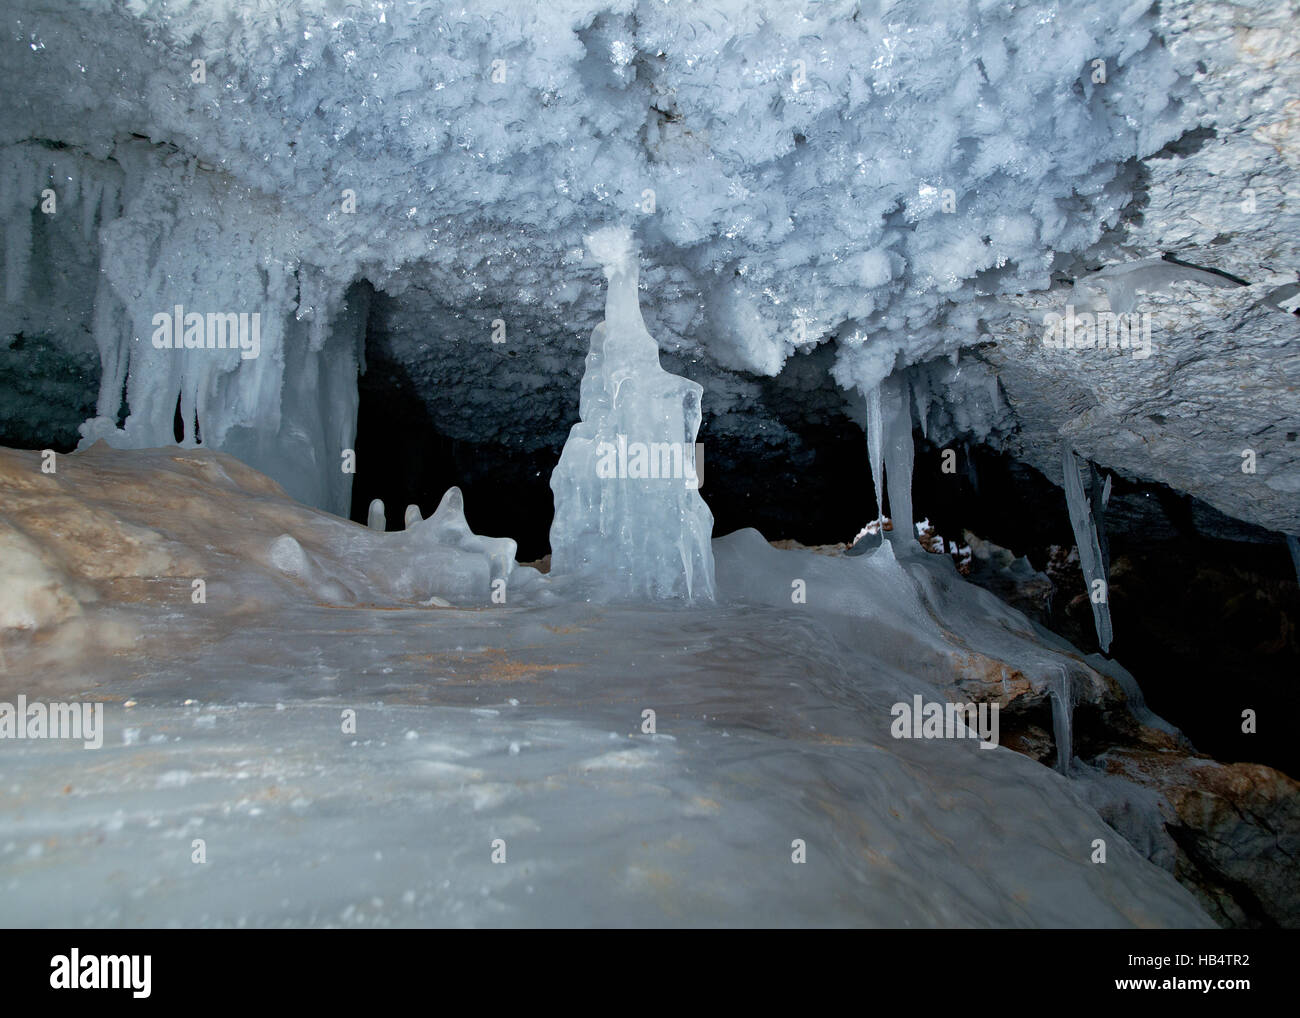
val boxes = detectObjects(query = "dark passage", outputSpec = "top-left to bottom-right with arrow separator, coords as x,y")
348,340 -> 559,563
910,439 -> 1300,780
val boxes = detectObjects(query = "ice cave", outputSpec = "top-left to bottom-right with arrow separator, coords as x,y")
0,0 -> 1298,932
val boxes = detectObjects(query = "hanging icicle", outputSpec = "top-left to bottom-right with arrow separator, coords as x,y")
1062,444 -> 1113,654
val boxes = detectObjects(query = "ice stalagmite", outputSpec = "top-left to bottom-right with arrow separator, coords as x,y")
1062,445 -> 1113,653
549,226 -> 715,601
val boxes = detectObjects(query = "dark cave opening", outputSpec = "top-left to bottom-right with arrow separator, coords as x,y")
909,438 -> 1300,779
348,330 -> 560,563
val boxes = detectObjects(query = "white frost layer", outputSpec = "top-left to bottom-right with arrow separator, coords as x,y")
0,0 -> 1222,520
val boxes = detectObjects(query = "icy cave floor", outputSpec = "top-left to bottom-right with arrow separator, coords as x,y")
0,443 -> 1232,927
3,600 -> 1212,929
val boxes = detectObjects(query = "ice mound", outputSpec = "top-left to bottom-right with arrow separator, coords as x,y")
377,486 -> 517,603
711,526 -> 1179,750
549,226 -> 715,601
267,534 -> 357,605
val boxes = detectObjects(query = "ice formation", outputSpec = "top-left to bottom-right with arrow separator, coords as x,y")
1062,445 -> 1113,654
1,0 -> 1295,537
866,384 -> 885,532
1074,258 -> 1242,316
414,486 -> 516,596
860,373 -> 916,549
0,445 -> 1226,927
1051,666 -> 1074,776
881,375 -> 915,548
549,226 -> 714,601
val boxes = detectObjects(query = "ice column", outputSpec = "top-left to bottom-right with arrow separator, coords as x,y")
881,374 -> 915,547
1062,445 -> 1113,653
863,373 -> 915,548
866,385 -> 885,530
549,226 -> 715,601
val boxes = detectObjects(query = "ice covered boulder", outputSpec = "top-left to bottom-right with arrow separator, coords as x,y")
549,226 -> 715,601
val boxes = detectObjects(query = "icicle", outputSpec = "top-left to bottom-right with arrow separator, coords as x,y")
4,208 -> 31,302
1062,445 -> 1113,653
101,180 -> 121,223
81,176 -> 102,242
912,369 -> 931,440
866,382 -> 884,527
91,275 -> 128,420
367,499 -> 386,531
404,504 -> 422,529
1050,665 -> 1073,775
62,158 -> 80,210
